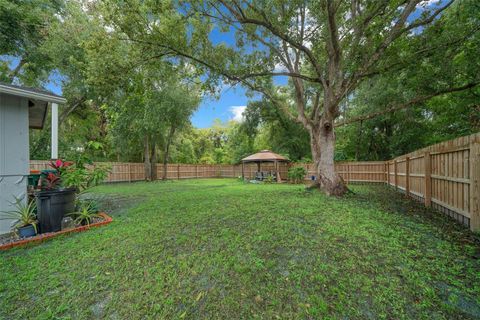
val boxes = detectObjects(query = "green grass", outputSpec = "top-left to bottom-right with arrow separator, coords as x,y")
1,179 -> 480,319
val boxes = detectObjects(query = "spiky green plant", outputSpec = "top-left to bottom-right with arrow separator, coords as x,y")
0,197 -> 38,233
68,201 -> 101,226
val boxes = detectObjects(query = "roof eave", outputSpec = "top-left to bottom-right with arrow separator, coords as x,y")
0,84 -> 66,104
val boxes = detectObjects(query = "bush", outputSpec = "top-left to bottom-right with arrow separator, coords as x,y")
287,166 -> 307,184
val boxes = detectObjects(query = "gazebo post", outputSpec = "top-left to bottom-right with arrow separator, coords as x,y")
274,160 -> 279,183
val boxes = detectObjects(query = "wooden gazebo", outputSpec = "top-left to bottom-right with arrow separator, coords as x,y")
241,150 -> 289,182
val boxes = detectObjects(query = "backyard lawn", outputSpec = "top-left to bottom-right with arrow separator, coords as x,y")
1,179 -> 480,319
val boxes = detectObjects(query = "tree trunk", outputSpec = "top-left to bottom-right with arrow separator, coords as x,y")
310,119 -> 348,196
162,126 -> 176,180
162,157 -> 168,180
150,140 -> 157,181
355,121 -> 363,161
144,135 -> 151,181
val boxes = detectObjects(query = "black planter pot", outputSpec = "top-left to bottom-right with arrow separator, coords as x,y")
35,188 -> 77,233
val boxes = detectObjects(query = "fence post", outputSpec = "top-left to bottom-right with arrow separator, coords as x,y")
177,164 -> 180,180
470,141 -> 480,231
384,162 -> 388,185
346,163 -> 350,184
405,157 -> 410,197
424,152 -> 432,207
394,160 -> 398,189
195,165 -> 198,178
128,163 -> 132,182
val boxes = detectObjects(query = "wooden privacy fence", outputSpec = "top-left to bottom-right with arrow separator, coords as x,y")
386,133 -> 480,231
290,161 -> 387,183
29,160 -> 385,183
29,132 -> 480,231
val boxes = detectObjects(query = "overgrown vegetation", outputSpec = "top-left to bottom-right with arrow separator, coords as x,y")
1,179 -> 479,319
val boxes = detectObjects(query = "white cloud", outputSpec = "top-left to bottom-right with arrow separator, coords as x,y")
416,0 -> 440,8
230,106 -> 247,122
273,62 -> 288,73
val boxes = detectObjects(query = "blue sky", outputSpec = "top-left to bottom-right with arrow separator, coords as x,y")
189,26 -> 267,128
191,84 -> 249,128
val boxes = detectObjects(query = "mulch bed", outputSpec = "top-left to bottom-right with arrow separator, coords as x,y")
0,212 -> 112,251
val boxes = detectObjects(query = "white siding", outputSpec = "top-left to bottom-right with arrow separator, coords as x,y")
0,93 -> 29,234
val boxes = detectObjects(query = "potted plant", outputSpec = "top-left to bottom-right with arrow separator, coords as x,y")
35,159 -> 77,233
0,197 -> 38,238
35,157 -> 109,233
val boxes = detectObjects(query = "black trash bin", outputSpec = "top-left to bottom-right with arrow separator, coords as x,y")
35,188 -> 77,233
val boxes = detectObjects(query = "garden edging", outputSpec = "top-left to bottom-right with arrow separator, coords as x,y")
0,212 -> 112,251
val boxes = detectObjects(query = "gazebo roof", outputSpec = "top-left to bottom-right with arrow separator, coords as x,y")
241,150 -> 288,162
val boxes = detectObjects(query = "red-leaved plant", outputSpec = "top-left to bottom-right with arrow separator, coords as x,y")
50,159 -> 73,173
44,172 -> 61,190
38,159 -> 73,190
40,158 -> 109,192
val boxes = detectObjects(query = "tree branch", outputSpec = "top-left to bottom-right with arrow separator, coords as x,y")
335,82 -> 480,127
215,0 -> 325,84
59,97 -> 86,124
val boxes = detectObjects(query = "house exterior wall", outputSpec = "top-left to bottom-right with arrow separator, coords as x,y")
0,93 -> 29,234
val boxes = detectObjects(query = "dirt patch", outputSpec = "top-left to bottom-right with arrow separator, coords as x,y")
90,294 -> 112,318
81,194 -> 146,217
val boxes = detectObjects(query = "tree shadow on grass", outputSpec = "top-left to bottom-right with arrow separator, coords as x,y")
349,184 -> 480,251
346,185 -> 480,319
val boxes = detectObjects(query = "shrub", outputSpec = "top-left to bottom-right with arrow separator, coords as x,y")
288,166 -> 307,184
